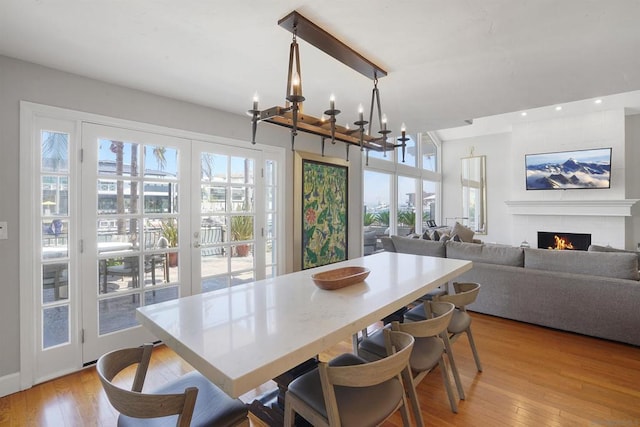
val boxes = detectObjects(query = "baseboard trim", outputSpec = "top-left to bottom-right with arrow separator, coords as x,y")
0,372 -> 21,398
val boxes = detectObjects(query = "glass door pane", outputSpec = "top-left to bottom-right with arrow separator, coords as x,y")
264,159 -> 279,278
194,142 -> 262,293
40,131 -> 71,349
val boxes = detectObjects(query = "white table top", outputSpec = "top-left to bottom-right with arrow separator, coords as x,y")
136,252 -> 472,397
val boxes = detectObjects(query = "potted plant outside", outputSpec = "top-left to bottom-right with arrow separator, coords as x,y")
397,210 -> 416,235
160,219 -> 179,266
231,216 -> 253,257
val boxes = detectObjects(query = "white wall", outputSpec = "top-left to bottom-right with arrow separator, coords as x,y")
441,132 -> 512,244
625,114 -> 640,249
0,55 -> 364,381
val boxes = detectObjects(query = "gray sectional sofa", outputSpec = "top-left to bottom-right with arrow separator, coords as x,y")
382,235 -> 640,347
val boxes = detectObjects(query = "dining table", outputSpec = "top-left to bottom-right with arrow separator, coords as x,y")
136,251 -> 472,398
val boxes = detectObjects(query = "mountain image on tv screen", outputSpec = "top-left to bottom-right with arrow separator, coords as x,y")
525,148 -> 611,190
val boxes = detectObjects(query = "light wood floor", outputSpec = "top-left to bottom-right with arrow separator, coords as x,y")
1,313 -> 639,426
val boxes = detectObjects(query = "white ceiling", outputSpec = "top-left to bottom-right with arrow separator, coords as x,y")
1,1 -> 640,135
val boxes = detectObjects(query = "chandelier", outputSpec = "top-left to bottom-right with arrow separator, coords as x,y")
249,11 -> 408,162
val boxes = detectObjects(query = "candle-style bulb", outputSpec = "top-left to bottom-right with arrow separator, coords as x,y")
401,122 -> 406,133
291,71 -> 301,96
358,104 -> 364,121
252,92 -> 259,110
329,94 -> 335,110
382,114 -> 388,130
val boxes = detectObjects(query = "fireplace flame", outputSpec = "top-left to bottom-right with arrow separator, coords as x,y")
549,235 -> 575,250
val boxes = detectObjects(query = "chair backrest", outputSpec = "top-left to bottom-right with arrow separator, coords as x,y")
96,344 -> 198,427
318,330 -> 415,425
144,230 -> 161,249
393,301 -> 455,338
436,282 -> 481,309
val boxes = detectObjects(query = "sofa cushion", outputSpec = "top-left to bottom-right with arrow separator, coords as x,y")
587,244 -> 640,265
390,235 -> 446,257
445,241 -> 524,267
380,236 -> 396,252
451,222 -> 475,243
524,248 -> 639,280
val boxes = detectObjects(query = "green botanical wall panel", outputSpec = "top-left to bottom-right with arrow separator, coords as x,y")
301,159 -> 348,269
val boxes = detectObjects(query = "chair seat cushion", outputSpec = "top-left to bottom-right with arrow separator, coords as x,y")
410,336 -> 444,372
287,353 -> 404,427
404,304 -> 427,322
118,371 -> 247,427
357,325 -> 391,361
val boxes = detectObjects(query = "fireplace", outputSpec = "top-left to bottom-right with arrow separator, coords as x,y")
537,232 -> 592,251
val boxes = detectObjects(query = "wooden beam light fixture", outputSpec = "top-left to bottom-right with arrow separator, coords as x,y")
249,11 -> 407,162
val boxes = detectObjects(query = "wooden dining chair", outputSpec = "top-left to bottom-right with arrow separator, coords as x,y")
359,301 -> 464,413
436,282 -> 483,372
97,343 -> 248,427
406,282 -> 483,372
284,330 -> 422,427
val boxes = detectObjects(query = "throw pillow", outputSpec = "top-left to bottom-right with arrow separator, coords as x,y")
451,222 -> 475,243
422,230 -> 431,240
430,230 -> 440,241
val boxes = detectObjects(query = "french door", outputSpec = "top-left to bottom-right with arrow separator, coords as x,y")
80,123 -> 192,363
190,142 -> 265,293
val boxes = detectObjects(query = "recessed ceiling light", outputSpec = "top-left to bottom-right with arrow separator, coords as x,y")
555,106 -> 563,111
594,99 -> 603,104
521,112 -> 527,117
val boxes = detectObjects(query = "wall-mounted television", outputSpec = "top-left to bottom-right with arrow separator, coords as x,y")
525,147 -> 612,190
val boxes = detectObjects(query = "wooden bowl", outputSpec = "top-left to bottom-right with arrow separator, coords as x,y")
311,266 -> 370,290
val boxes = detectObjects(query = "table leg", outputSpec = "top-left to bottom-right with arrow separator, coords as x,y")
351,328 -> 369,354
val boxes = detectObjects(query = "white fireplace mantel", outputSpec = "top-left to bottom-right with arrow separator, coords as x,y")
504,199 -> 639,217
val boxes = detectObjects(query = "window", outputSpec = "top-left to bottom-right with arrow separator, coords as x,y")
363,170 -> 391,255
422,134 -> 438,172
422,179 -> 437,227
363,132 -> 441,252
397,176 -> 417,236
